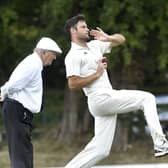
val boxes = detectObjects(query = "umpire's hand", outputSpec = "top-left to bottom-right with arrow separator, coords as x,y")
0,95 -> 4,102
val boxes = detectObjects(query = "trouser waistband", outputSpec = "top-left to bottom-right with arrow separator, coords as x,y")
4,98 -> 33,119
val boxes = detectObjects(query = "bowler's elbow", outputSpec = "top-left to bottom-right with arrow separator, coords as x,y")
68,77 -> 80,91
68,83 -> 78,91
111,34 -> 126,47
119,34 -> 126,44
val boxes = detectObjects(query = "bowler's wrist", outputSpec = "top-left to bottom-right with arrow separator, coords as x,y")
94,72 -> 101,79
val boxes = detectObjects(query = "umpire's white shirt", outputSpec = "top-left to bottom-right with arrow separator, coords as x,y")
65,40 -> 113,96
0,52 -> 43,113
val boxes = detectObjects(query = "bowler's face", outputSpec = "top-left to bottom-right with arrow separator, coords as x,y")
75,21 -> 90,41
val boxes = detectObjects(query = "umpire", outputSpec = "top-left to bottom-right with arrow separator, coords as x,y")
0,37 -> 62,168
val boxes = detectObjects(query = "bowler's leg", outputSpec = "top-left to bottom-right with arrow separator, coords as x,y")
65,114 -> 117,168
94,90 -> 165,140
94,89 -> 168,157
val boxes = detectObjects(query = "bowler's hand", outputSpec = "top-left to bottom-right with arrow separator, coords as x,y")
90,27 -> 125,46
90,27 -> 109,41
95,57 -> 107,77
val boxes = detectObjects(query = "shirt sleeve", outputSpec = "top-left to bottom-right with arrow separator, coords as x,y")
65,52 -> 81,78
90,40 -> 112,54
0,83 -> 8,100
1,60 -> 39,98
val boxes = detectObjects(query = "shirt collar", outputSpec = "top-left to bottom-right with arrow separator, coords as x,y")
71,42 -> 89,50
33,52 -> 43,71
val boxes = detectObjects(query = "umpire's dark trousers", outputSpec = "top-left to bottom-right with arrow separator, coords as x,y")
1,98 -> 33,168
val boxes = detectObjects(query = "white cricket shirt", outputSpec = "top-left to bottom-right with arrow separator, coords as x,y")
0,52 -> 43,113
65,40 -> 113,96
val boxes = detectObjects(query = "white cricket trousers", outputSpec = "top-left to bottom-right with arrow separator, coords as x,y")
65,89 -> 165,168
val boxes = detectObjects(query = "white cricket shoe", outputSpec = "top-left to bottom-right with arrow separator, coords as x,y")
154,139 -> 168,157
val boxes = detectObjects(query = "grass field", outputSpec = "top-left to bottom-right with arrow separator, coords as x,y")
0,89 -> 167,167
0,134 -> 168,168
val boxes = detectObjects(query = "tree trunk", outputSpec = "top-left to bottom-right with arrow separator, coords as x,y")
58,85 -> 93,143
112,118 -> 129,152
109,57 -> 145,151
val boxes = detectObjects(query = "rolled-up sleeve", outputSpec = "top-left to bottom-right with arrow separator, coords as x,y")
65,52 -> 82,78
90,40 -> 112,54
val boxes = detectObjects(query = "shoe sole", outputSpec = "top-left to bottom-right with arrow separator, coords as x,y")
155,151 -> 168,157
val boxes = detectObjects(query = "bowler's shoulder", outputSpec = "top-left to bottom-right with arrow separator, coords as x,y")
65,48 -> 80,59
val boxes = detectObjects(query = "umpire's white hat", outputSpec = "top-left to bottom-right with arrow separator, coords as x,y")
36,37 -> 62,54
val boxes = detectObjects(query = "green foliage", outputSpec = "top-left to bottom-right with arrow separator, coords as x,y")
0,2 -> 43,81
33,89 -> 64,127
98,0 -> 168,88
0,7 -> 19,72
100,0 -> 154,63
0,0 -> 168,148
0,0 -> 168,87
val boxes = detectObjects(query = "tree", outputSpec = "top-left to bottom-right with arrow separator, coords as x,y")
1,0 -> 168,150
0,0 -> 44,84
58,86 -> 93,144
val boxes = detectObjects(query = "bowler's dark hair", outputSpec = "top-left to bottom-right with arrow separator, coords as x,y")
64,14 -> 86,40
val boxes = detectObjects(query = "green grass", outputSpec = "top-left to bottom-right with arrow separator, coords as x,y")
0,134 -> 168,168
0,137 -> 80,168
0,89 -> 168,167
